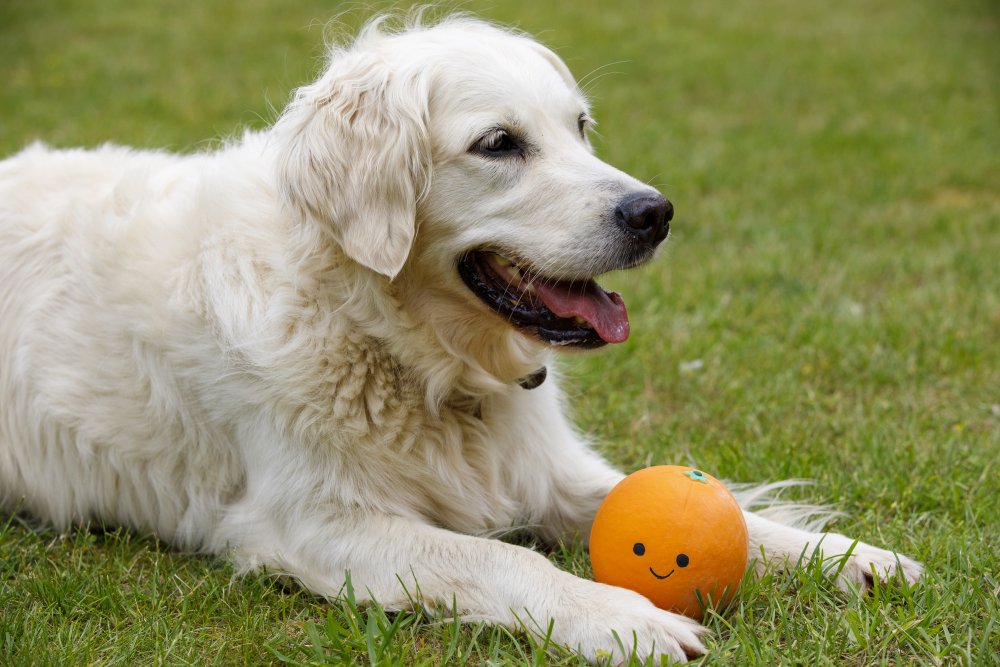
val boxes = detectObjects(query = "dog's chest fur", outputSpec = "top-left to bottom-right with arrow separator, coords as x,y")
276,330 -> 522,536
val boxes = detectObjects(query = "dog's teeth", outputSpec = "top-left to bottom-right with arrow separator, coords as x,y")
524,282 -> 536,294
494,255 -> 512,267
573,316 -> 589,326
509,266 -> 522,281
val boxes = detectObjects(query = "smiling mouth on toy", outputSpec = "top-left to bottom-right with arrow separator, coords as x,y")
649,567 -> 675,580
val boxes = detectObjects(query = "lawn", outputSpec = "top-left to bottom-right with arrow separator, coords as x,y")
1,0 -> 998,665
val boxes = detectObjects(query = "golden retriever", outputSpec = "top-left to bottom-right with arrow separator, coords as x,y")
0,15 -> 921,662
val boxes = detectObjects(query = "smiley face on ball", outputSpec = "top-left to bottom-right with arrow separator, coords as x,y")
589,466 -> 749,619
632,541 -> 690,580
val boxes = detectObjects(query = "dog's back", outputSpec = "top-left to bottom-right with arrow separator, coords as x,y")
0,143 -> 245,544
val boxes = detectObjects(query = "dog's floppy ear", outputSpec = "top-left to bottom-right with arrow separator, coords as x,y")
273,48 -> 431,279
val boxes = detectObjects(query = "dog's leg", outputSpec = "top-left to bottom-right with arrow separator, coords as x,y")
528,445 -> 624,546
225,511 -> 706,663
497,383 -> 627,545
742,510 -> 923,591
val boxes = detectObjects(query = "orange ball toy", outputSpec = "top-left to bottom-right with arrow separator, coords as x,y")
589,465 -> 749,620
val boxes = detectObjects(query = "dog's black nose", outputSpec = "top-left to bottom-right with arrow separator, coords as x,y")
614,192 -> 672,248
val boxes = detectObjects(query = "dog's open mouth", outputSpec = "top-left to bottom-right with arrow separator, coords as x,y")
457,250 -> 629,348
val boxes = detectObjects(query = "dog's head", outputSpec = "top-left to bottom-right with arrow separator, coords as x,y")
273,17 -> 671,375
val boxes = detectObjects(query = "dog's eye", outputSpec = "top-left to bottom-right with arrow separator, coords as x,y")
474,129 -> 521,157
577,114 -> 587,138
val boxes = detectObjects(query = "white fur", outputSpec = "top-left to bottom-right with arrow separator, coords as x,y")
0,16 -> 920,663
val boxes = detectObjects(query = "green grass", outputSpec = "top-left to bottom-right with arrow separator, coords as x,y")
2,0 -> 998,664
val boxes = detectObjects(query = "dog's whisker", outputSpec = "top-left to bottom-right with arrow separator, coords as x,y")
577,60 -> 629,93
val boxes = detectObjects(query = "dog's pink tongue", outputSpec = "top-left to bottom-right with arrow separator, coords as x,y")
533,280 -> 630,343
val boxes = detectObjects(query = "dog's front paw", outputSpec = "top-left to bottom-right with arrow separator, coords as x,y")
819,533 -> 923,592
551,578 -> 708,664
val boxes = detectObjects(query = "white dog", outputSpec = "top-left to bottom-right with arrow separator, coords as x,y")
0,16 -> 921,663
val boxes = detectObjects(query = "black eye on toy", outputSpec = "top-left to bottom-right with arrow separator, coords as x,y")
633,542 -> 646,556
676,553 -> 690,567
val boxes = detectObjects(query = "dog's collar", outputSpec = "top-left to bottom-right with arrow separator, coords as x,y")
516,366 -> 547,390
